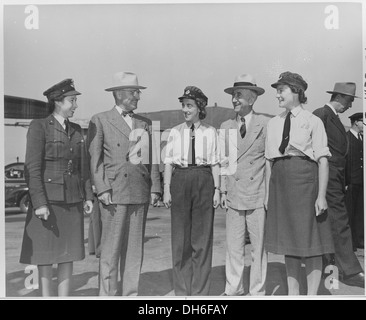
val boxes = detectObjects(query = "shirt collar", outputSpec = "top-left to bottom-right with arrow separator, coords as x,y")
185,121 -> 201,130
115,105 -> 133,117
291,105 -> 303,117
236,110 -> 253,122
115,105 -> 125,115
326,103 -> 338,116
52,112 -> 67,126
350,128 -> 360,139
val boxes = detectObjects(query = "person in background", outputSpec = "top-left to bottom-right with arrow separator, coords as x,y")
265,72 -> 334,295
219,74 -> 269,296
313,83 -> 364,288
163,86 -> 220,296
20,79 -> 93,296
87,72 -> 161,296
345,112 -> 364,250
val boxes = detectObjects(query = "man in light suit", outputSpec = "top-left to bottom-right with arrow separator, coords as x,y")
313,82 -> 364,288
219,74 -> 270,296
87,72 -> 161,296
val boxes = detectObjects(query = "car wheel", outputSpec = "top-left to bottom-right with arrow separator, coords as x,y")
19,194 -> 30,213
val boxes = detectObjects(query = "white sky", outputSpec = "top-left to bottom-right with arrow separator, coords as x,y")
2,1 -> 365,164
0,0 -> 365,299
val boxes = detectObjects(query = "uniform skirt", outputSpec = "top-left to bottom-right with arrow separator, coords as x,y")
265,157 -> 334,257
20,202 -> 85,265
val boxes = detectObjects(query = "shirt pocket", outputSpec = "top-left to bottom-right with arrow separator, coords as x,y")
291,126 -> 311,147
43,174 -> 64,202
45,137 -> 65,159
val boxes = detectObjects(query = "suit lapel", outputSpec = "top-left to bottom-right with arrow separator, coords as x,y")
107,107 -> 131,139
226,119 -> 239,150
237,113 -> 263,159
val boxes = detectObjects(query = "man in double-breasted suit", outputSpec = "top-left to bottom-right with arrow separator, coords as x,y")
87,72 -> 161,296
345,112 -> 364,250
313,82 -> 364,288
219,74 -> 270,296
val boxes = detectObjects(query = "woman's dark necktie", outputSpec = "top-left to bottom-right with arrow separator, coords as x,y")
64,120 -> 69,134
189,124 -> 196,165
240,117 -> 246,139
279,112 -> 291,154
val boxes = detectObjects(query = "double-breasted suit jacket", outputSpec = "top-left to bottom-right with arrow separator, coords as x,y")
219,112 -> 269,296
220,113 -> 270,210
25,114 -> 93,208
87,107 -> 161,205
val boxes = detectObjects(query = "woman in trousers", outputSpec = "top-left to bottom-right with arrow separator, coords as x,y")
20,79 -> 93,296
163,86 -> 220,296
265,72 -> 334,295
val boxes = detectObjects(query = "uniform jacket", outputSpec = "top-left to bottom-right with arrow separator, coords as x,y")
87,107 -> 161,205
313,105 -> 348,167
346,131 -> 363,186
219,113 -> 270,210
25,114 -> 93,209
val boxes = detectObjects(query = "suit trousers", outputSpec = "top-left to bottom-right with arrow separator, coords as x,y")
170,166 -> 215,296
326,165 -> 363,276
225,207 -> 267,296
99,203 -> 149,296
346,184 -> 364,249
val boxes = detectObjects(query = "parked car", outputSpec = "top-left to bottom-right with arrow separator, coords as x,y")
5,162 -> 30,213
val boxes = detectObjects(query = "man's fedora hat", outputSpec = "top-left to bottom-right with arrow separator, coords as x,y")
326,82 -> 360,98
224,74 -> 265,96
105,72 -> 147,92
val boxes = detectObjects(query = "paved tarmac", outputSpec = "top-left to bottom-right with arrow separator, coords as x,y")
5,205 -> 365,298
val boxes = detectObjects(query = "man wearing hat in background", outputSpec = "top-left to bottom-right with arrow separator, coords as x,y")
87,72 -> 161,296
313,82 -> 364,288
219,74 -> 270,296
346,112 -> 364,251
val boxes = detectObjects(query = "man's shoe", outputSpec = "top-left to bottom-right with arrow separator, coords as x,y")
341,272 -> 365,288
220,292 -> 228,296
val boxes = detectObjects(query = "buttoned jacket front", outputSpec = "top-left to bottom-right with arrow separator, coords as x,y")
87,107 -> 161,205
25,114 -> 93,209
220,113 -> 270,210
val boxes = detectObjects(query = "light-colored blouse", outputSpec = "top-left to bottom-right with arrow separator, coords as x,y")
265,105 -> 331,161
164,121 -> 220,167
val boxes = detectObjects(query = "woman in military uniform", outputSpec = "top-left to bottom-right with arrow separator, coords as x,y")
20,79 -> 93,297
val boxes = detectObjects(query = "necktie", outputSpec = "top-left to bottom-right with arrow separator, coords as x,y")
240,117 -> 246,139
189,124 -> 196,165
358,133 -> 363,141
122,110 -> 134,117
279,112 -> 291,154
64,120 -> 69,135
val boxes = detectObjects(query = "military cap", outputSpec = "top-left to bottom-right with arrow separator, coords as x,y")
271,71 -> 308,91
43,79 -> 81,101
349,112 -> 364,122
178,86 -> 208,108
